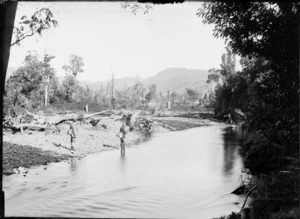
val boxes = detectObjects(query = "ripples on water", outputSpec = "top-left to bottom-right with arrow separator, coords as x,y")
4,123 -> 246,218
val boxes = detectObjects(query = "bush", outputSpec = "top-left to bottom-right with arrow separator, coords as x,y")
241,131 -> 283,173
249,173 -> 299,218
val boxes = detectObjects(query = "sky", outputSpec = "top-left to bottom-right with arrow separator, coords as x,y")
8,2 -> 237,82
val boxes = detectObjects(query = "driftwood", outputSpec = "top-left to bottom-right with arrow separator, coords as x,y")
24,109 -> 114,126
6,109 -> 141,133
240,186 -> 258,213
11,123 -> 47,133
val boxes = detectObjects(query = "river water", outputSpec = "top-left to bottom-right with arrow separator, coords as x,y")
3,122 -> 246,218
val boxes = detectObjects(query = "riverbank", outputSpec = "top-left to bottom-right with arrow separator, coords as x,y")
3,116 -> 211,175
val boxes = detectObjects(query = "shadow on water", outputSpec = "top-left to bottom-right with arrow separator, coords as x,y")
222,126 -> 245,175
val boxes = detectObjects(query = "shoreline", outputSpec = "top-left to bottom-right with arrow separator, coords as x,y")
3,116 -> 211,176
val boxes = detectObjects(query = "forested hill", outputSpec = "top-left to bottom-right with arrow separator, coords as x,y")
76,67 -> 210,94
142,68 -> 209,94
79,77 -> 136,91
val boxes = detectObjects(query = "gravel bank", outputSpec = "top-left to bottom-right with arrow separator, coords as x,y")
3,116 -> 210,175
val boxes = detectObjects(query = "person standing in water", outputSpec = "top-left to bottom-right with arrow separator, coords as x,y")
67,122 -> 77,151
119,119 -> 129,151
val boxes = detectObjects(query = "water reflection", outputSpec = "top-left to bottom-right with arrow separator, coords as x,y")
119,149 -> 126,176
222,127 -> 244,175
121,147 -> 125,156
70,157 -> 79,172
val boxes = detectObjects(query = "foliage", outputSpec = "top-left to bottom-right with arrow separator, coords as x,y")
62,74 -> 78,102
199,2 -> 299,217
121,2 -> 153,15
206,68 -> 221,85
4,51 -> 54,110
133,76 -> 147,107
213,212 -> 240,219
62,54 -> 85,78
197,2 -> 299,64
170,92 -> 180,104
199,1 -> 299,165
185,88 -> 199,103
249,173 -> 300,218
220,46 -> 236,80
12,8 -> 58,46
145,84 -> 157,102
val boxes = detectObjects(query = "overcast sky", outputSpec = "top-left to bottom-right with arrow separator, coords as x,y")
8,2 -> 235,82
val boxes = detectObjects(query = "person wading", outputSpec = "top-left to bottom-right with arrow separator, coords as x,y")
119,117 -> 129,152
67,122 -> 77,152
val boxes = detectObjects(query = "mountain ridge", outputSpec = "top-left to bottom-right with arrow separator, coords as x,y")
7,67 -> 210,95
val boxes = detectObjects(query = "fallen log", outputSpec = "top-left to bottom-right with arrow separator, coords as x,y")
24,109 -> 114,125
12,123 -> 47,132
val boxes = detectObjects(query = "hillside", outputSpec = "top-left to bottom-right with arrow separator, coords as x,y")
79,77 -> 136,91
142,68 -> 209,94
53,68 -> 211,95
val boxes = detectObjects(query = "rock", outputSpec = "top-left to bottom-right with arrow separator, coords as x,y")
231,185 -> 246,195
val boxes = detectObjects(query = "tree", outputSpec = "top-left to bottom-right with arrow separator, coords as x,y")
145,84 -> 157,102
4,51 -> 47,109
133,75 -> 146,107
42,54 -> 55,106
198,9 -> 299,216
110,72 -> 115,109
220,46 -> 236,80
62,74 -> 77,102
170,92 -> 179,104
186,88 -> 199,104
62,54 -> 84,78
197,2 -> 299,65
48,75 -> 65,105
11,8 -> 58,46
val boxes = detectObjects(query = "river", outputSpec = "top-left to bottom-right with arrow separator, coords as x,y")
3,122 -> 246,218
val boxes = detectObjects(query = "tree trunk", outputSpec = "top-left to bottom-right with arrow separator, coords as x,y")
136,92 -> 140,107
44,76 -> 50,106
167,90 -> 171,109
45,84 -> 48,106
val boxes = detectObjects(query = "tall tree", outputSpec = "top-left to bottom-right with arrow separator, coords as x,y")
42,54 -> 55,106
62,54 -> 84,78
62,74 -> 77,102
220,46 -> 236,80
4,51 -> 45,109
198,2 -> 299,173
133,75 -> 146,107
111,72 -> 116,109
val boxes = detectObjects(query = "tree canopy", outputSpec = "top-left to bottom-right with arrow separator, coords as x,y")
62,54 -> 85,78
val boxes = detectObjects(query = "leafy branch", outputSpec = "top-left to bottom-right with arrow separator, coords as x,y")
11,8 -> 58,46
121,2 -> 153,15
